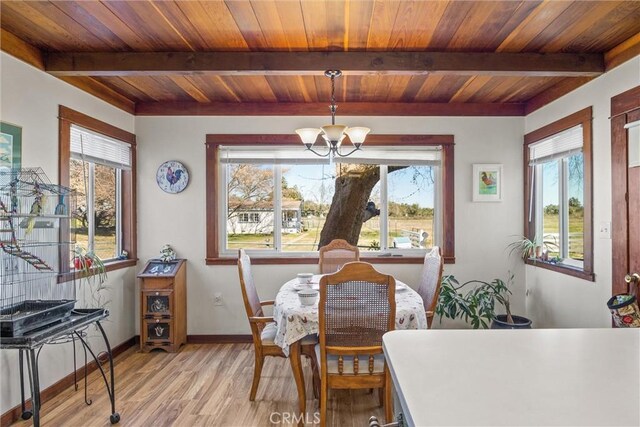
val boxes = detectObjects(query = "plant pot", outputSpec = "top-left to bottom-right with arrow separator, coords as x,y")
491,314 -> 532,329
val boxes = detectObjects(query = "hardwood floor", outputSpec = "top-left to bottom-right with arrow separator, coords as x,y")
12,343 -> 385,426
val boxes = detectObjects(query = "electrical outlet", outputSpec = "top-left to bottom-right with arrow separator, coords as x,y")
599,221 -> 611,239
213,292 -> 224,306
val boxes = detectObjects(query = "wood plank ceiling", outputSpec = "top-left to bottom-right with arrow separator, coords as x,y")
1,0 -> 639,116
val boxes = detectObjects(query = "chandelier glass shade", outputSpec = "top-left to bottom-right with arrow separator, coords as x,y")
295,70 -> 370,158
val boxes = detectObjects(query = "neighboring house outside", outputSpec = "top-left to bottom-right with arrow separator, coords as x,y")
228,198 -> 302,234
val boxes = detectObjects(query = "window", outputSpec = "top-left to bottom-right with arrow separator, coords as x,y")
206,134 -> 455,264
69,125 -> 129,260
59,106 -> 137,272
238,212 -> 261,223
524,107 -> 593,280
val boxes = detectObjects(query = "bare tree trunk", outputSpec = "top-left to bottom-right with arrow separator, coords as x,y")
318,166 -> 408,249
318,167 -> 380,248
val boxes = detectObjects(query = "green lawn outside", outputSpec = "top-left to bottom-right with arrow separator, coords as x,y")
74,232 -> 117,261
227,217 -> 434,251
542,213 -> 584,260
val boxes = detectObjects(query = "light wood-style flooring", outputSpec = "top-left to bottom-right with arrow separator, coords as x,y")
12,343 -> 384,426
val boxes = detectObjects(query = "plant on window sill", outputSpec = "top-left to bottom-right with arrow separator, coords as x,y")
73,246 -> 109,309
508,235 -> 559,262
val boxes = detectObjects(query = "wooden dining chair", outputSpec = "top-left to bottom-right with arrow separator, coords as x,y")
318,239 -> 360,274
237,249 -> 318,407
416,246 -> 444,328
316,262 -> 396,426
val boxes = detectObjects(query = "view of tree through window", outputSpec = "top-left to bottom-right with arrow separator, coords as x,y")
94,164 -> 117,260
224,159 -> 439,253
282,164 -> 330,252
226,164 -> 274,250
70,159 -> 119,260
70,159 -> 89,250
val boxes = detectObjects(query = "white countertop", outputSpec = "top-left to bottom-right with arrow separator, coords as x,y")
383,329 -> 640,427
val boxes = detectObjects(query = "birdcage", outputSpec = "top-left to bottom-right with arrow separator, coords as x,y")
0,168 -> 77,337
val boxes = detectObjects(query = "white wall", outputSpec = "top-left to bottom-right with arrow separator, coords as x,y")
0,52 -> 137,413
136,115 -> 526,334
524,57 -> 640,328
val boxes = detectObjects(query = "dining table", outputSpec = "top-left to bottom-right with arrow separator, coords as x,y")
272,273 -> 428,418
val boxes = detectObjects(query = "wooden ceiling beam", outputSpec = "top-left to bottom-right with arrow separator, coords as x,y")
136,101 -> 525,116
605,31 -> 640,72
46,51 -> 604,78
1,29 -> 45,70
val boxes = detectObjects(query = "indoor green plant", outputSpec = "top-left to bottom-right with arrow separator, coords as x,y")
73,246 -> 109,308
73,246 -> 107,282
507,236 -> 538,260
435,273 -> 532,329
507,235 -> 560,262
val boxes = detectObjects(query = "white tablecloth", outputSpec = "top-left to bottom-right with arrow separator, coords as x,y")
273,276 -> 428,355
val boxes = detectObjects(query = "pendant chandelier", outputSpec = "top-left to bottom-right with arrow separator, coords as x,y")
295,70 -> 370,158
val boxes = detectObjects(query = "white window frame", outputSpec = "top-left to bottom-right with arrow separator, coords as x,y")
218,151 -> 443,258
69,159 -> 123,261
534,154 -> 584,268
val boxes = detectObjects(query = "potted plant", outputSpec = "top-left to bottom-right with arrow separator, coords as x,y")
435,273 -> 532,329
508,236 -> 538,260
508,235 -> 560,262
73,246 -> 108,308
73,246 -> 107,281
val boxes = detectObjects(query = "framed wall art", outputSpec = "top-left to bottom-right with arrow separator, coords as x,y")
473,164 -> 503,202
0,121 -> 22,172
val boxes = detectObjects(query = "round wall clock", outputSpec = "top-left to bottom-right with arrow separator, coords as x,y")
156,160 -> 189,194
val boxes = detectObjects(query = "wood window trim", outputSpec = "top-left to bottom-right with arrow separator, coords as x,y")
523,106 -> 594,281
205,134 -> 455,265
58,105 -> 137,275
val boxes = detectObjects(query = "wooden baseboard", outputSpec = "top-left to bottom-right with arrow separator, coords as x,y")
187,334 -> 252,344
132,334 -> 251,344
0,336 -> 136,427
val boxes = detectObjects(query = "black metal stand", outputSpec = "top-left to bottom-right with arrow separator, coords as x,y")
2,309 -> 119,427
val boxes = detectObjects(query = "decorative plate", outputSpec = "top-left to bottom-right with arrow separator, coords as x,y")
156,160 -> 189,193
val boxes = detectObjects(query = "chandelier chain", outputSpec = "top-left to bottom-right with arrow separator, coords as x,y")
329,73 -> 337,125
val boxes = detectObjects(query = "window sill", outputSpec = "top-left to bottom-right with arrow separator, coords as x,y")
58,258 -> 138,283
104,258 -> 138,272
524,258 -> 595,282
205,256 -> 455,265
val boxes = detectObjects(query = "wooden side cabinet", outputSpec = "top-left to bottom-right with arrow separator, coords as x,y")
137,259 -> 187,352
